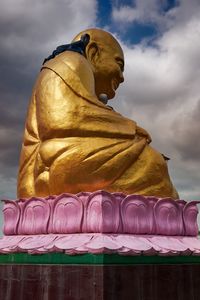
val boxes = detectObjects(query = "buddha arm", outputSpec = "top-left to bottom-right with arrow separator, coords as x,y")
35,68 -> 141,163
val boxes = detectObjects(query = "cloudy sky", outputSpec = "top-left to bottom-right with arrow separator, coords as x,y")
0,0 -> 200,233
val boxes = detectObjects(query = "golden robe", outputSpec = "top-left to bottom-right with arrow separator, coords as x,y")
17,51 -> 178,199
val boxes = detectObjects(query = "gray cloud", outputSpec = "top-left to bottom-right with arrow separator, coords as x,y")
110,0 -> 200,201
1,0 -> 200,196
0,0 -> 200,239
0,0 -> 97,204
170,99 -> 200,161
0,0 -> 98,235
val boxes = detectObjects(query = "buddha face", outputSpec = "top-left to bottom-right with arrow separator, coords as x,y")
89,39 -> 124,100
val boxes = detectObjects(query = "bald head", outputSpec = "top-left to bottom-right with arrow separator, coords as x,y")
72,28 -> 123,56
73,28 -> 124,100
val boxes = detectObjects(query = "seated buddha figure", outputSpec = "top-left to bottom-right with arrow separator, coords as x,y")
17,28 -> 178,199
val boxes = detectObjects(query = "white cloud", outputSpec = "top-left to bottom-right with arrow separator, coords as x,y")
112,5 -> 139,23
112,0 -> 174,28
0,0 -> 200,205
0,0 -> 97,58
0,0 -> 200,235
110,0 -> 200,200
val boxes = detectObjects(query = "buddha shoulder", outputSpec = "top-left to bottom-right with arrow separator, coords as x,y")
42,51 -> 95,94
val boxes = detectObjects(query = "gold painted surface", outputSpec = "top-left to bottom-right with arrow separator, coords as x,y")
17,28 -> 178,199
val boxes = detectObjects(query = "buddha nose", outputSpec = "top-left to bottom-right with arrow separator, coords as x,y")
119,72 -> 124,83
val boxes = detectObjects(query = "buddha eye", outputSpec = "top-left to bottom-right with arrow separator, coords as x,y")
118,62 -> 124,72
115,57 -> 124,72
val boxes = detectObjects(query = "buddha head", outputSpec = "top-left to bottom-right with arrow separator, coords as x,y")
73,28 -> 124,100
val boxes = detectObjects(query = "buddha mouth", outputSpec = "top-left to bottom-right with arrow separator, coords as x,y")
112,79 -> 119,91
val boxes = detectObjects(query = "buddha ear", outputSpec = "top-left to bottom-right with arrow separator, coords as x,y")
86,42 -> 100,64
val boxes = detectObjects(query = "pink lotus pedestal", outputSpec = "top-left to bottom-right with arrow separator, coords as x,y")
1,191 -> 200,300
1,190 -> 200,255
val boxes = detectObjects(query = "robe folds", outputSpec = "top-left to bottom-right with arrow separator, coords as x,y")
17,51 -> 178,199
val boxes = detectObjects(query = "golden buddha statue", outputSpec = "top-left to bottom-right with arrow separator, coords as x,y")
17,28 -> 178,199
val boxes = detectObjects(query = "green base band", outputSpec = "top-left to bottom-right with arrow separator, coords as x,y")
1,253 -> 200,265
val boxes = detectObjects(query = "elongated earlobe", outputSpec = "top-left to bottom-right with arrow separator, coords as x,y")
86,42 -> 99,64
